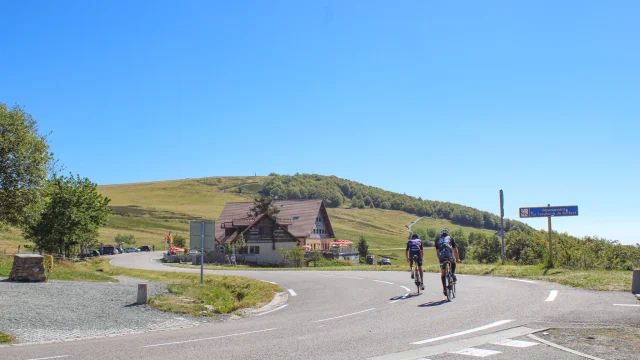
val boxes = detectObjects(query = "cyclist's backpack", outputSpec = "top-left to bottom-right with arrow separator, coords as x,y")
436,237 -> 453,259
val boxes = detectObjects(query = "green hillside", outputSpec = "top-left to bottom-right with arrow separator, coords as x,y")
0,175 -> 503,255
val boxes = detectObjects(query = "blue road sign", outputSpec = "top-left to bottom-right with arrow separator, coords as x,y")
519,206 -> 578,218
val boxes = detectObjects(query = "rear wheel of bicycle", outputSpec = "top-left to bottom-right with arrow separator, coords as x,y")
445,266 -> 452,302
415,270 -> 420,294
451,274 -> 456,299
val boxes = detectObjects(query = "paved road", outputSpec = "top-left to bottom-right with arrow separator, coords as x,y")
1,252 -> 637,360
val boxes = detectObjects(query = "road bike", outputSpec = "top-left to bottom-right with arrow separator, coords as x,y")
442,257 -> 456,301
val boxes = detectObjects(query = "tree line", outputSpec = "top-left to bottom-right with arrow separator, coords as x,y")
262,173 -> 531,232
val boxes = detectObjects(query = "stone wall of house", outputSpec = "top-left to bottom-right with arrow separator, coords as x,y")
9,254 -> 46,282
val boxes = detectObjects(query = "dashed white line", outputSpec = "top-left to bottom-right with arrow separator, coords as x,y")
504,278 -> 537,284
344,276 -> 364,280
400,286 -> 412,292
450,347 -> 502,357
545,290 -> 559,302
257,304 -> 288,316
492,338 -> 539,348
373,280 -> 394,285
26,356 -> 69,360
411,320 -> 514,345
613,304 -> 640,307
316,274 -> 335,277
288,289 -> 297,296
260,280 -> 277,285
143,328 -> 277,348
313,308 -> 376,323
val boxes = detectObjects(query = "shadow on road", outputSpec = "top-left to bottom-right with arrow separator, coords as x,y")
390,293 -> 422,301
418,300 -> 448,307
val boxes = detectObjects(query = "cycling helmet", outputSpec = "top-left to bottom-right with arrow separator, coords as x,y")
440,228 -> 449,236
411,233 -> 419,239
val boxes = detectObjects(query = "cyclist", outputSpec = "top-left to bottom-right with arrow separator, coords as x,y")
406,233 -> 424,290
435,228 -> 461,297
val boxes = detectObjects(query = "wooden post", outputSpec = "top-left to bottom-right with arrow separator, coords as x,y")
632,269 -> 640,296
137,283 -> 148,305
547,204 -> 553,268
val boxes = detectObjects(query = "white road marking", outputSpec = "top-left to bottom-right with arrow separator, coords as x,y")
257,304 -> 288,316
143,328 -> 277,348
400,286 -> 412,292
504,278 -> 537,284
492,338 -> 539,348
26,356 -> 69,360
390,294 -> 409,304
288,289 -> 297,296
613,304 -> 640,307
545,290 -> 559,302
313,308 -> 376,323
316,274 -> 335,277
260,280 -> 277,285
411,320 -> 514,345
345,276 -> 364,280
449,348 -> 501,357
373,280 -> 394,285
528,334 -> 605,360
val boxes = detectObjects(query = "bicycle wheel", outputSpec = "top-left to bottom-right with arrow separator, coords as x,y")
450,273 -> 456,299
415,269 -> 420,294
445,264 -> 452,302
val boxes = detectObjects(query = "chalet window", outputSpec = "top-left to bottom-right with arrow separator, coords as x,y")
249,246 -> 260,255
292,216 -> 300,220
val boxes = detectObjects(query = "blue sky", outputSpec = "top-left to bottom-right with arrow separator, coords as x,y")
1,1 -> 638,244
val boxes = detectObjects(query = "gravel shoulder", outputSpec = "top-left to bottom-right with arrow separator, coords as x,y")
0,278 -> 206,344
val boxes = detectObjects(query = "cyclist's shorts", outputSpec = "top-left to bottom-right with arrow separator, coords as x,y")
438,256 -> 454,269
409,251 -> 422,266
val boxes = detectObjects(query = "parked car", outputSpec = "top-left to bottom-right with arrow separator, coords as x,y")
139,245 -> 152,252
377,257 -> 392,265
102,246 -> 117,255
125,247 -> 140,253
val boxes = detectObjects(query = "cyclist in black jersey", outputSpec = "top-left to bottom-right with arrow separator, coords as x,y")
406,233 -> 424,290
434,228 -> 461,297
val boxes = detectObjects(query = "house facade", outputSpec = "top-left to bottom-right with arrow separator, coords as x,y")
216,200 -> 336,264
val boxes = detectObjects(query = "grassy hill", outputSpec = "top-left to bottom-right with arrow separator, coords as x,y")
0,176 -> 500,258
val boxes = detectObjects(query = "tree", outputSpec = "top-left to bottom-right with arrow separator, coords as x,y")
280,246 -> 305,267
470,234 -> 501,264
357,235 -> 369,258
115,233 -> 137,247
248,195 -> 280,217
234,232 -> 246,259
172,234 -> 186,248
22,174 -> 110,257
0,103 -> 54,230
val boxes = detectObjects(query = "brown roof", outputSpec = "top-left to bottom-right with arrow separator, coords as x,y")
215,200 -> 333,241
219,213 -> 301,245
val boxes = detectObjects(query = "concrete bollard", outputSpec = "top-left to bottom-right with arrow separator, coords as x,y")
633,269 -> 640,297
137,283 -> 149,305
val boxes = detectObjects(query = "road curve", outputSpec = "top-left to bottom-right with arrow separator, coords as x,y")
1,252 -> 637,360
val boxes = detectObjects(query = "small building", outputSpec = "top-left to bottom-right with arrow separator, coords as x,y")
216,200 -> 336,265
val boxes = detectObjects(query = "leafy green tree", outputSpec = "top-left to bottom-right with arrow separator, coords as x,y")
470,234 -> 501,264
357,234 -> 369,258
234,232 -> 246,258
426,228 -> 439,239
172,234 -> 186,248
280,246 -> 305,267
248,196 -> 280,217
22,174 -> 110,257
115,233 -> 137,247
0,103 -> 55,230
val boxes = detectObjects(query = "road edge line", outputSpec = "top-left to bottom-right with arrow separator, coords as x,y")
527,334 -> 605,360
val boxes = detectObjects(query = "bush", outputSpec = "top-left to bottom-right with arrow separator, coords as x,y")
173,234 -> 187,249
470,234 -> 500,264
115,234 -> 136,246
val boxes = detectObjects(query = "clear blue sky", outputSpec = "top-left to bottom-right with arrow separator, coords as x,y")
1,1 -> 638,244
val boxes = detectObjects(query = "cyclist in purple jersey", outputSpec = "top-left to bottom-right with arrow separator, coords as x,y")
434,228 -> 461,297
406,233 -> 424,290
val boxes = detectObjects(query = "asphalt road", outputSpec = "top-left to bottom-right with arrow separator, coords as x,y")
1,252 -> 638,360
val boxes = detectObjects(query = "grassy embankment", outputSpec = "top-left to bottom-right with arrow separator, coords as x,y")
0,255 -> 280,317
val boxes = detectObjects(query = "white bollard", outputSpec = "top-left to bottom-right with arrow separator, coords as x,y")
137,283 -> 148,305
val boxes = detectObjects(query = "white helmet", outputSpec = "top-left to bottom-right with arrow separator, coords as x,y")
440,228 -> 449,236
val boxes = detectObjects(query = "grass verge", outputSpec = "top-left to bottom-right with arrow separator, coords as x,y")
0,255 -> 116,282
0,331 -> 14,344
89,259 -> 280,316
168,262 -> 633,292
